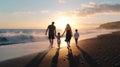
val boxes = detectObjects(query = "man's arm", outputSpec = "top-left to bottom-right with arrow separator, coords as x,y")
54,26 -> 56,36
45,26 -> 49,35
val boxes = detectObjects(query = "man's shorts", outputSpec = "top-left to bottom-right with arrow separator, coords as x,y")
48,34 -> 55,39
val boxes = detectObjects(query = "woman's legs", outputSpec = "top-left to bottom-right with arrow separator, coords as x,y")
67,40 -> 71,47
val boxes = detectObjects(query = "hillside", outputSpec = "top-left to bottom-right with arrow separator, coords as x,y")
98,21 -> 120,29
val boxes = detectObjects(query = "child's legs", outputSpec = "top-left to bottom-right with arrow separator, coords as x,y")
75,38 -> 78,44
57,40 -> 61,48
58,43 -> 60,47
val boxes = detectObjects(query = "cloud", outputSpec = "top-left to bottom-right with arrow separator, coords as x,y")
58,0 -> 67,4
13,10 -> 49,15
66,3 -> 120,17
13,11 -> 35,15
81,2 -> 97,8
40,10 -> 49,14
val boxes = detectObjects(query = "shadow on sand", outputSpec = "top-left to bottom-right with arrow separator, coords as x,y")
51,48 -> 60,67
76,45 -> 101,67
67,47 -> 80,67
25,47 -> 51,67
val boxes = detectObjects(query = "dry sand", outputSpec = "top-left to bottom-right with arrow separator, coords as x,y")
0,31 -> 120,67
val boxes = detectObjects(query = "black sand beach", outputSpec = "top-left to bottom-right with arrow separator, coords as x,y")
0,31 -> 120,67
77,31 -> 120,67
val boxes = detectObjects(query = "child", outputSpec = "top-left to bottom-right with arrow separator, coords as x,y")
74,29 -> 79,46
56,32 -> 62,48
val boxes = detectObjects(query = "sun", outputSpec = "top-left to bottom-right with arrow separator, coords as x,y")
55,17 -> 71,30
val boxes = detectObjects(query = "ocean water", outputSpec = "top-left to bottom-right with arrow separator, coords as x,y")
0,29 -> 119,62
0,29 -> 46,45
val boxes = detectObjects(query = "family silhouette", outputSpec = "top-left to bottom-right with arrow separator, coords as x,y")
45,22 -> 79,48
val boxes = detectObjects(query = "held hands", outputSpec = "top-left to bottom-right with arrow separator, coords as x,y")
61,33 -> 64,36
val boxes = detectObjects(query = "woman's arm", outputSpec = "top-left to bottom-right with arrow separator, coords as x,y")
62,30 -> 65,36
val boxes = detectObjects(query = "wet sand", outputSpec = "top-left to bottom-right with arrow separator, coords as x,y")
0,31 -> 120,67
77,31 -> 120,67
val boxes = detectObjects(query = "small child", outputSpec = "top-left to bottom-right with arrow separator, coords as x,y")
56,32 -> 62,48
74,29 -> 79,46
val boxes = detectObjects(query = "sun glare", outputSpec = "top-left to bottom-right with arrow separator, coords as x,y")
55,17 -> 72,30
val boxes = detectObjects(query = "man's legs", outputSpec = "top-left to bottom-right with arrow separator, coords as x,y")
51,39 -> 53,47
49,39 -> 53,48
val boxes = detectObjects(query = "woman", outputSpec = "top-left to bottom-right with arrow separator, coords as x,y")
62,24 -> 72,47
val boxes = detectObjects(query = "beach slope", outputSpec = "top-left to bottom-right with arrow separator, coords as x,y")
0,31 -> 120,67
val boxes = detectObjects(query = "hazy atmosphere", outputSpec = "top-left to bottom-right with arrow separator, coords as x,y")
0,0 -> 120,30
0,0 -> 120,67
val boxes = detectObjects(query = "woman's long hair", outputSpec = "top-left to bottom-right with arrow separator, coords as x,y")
65,24 -> 72,31
65,24 -> 72,35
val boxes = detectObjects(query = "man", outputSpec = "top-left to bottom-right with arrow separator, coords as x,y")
45,22 -> 56,48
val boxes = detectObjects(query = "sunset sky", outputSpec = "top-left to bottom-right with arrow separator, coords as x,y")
0,0 -> 120,30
